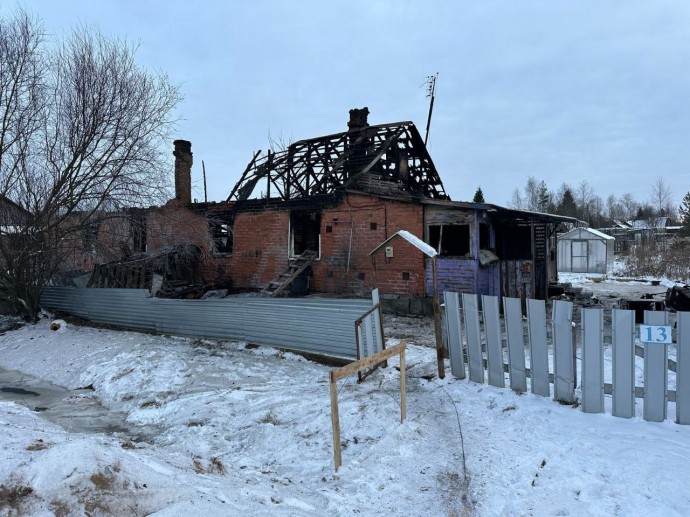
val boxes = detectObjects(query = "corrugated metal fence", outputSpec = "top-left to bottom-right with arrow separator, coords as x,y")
444,291 -> 690,425
41,287 -> 375,360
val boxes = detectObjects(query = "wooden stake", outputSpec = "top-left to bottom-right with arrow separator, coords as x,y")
329,370 -> 342,471
400,346 -> 406,422
329,343 -> 407,470
432,257 -> 445,379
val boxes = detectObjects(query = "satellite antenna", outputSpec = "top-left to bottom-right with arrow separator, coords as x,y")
424,73 -> 438,146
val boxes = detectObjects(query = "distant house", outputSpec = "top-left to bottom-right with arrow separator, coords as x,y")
0,195 -> 32,261
599,218 -> 679,254
557,227 -> 614,274
65,108 -> 580,308
0,195 -> 30,232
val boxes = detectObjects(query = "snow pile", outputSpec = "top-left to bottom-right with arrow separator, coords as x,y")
0,316 -> 689,515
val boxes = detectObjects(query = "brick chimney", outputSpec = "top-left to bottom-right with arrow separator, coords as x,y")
345,108 -> 370,178
173,139 -> 192,204
347,107 -> 370,131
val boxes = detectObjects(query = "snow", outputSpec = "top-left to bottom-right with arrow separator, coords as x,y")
1,282 -> 690,514
394,230 -> 438,258
370,230 -> 438,258
558,270 -> 683,295
560,227 -> 614,240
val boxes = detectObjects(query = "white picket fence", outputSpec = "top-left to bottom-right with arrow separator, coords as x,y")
443,292 -> 690,424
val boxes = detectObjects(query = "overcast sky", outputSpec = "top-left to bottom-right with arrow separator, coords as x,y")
16,0 -> 690,208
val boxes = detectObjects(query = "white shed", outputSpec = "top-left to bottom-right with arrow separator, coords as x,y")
557,228 -> 614,274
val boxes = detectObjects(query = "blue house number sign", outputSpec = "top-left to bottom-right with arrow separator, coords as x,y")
639,325 -> 672,344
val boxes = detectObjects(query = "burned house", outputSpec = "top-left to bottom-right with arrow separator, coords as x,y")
75,108 -> 577,305
0,195 -> 31,229
0,195 -> 32,256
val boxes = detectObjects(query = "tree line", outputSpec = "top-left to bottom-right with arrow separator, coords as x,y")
479,176 -> 683,230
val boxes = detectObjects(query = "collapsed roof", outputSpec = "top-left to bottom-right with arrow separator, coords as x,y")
228,108 -> 449,202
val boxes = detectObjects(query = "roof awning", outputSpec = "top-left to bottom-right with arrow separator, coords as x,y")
369,230 -> 438,258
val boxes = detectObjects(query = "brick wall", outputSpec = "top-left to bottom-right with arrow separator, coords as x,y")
228,208 -> 289,289
144,204 -> 289,290
314,194 -> 426,297
142,194 -> 427,296
147,205 -> 211,253
58,213 -> 136,277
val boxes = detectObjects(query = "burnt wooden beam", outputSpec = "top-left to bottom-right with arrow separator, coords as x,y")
342,129 -> 404,190
227,150 -> 262,201
227,121 -> 449,202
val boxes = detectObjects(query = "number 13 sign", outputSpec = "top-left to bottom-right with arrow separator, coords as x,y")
640,325 -> 672,344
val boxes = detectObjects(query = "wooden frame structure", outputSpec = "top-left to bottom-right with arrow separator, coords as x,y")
329,342 -> 407,471
228,122 -> 449,202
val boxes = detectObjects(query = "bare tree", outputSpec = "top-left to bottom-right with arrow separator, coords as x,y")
509,176 -> 550,212
0,9 -> 180,319
619,193 -> 638,221
575,180 -> 595,221
605,194 -> 621,223
523,176 -> 540,211
509,187 -> 524,209
650,176 -> 675,218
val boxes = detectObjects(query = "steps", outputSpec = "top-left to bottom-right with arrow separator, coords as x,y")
261,250 -> 318,297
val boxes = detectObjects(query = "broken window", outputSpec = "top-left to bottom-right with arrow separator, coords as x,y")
495,224 -> 532,260
82,222 -> 101,254
209,216 -> 234,254
427,224 -> 471,257
428,225 -> 441,251
290,211 -> 321,257
479,223 -> 491,250
129,210 -> 147,253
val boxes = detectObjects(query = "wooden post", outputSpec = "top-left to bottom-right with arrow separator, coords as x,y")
329,343 -> 407,471
400,346 -> 406,422
432,257 -> 445,379
329,370 -> 342,471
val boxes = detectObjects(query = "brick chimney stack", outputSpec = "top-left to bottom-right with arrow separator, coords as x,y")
173,139 -> 192,204
347,107 -> 370,131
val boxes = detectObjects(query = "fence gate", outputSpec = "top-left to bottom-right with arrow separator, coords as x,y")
444,291 -> 689,425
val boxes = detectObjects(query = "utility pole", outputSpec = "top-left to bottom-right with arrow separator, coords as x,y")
424,73 -> 438,146
202,160 -> 208,203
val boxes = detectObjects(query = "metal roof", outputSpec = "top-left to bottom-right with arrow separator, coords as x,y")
559,227 -> 614,240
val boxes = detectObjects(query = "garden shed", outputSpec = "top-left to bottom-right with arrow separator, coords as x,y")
557,227 -> 614,274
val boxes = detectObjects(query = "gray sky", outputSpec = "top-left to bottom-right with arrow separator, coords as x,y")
16,0 -> 690,208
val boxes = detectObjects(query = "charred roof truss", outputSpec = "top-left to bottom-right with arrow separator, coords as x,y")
228,122 -> 449,202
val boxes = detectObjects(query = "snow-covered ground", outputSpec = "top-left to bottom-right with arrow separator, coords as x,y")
558,270 -> 681,300
1,279 -> 690,515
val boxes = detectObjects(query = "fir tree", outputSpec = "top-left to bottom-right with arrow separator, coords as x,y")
472,187 -> 485,203
537,181 -> 550,212
557,188 -> 578,219
679,191 -> 690,236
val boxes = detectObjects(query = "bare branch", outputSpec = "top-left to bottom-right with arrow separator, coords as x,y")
0,10 -> 181,319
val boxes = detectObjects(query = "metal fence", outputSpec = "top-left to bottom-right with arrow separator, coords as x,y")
444,291 -> 690,425
354,289 -> 385,379
41,287 -> 375,360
